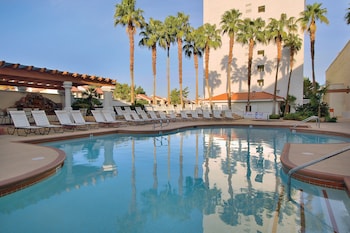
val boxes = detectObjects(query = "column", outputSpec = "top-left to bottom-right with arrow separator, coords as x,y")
101,86 -> 114,111
62,81 -> 72,110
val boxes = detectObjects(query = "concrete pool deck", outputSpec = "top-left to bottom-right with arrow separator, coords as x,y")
1,118 -> 350,196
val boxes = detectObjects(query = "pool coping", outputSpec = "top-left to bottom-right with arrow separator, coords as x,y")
1,119 -> 350,196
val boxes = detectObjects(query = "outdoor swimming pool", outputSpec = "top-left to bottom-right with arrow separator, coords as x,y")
1,127 -> 350,232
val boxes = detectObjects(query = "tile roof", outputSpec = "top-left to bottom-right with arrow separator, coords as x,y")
210,91 -> 285,101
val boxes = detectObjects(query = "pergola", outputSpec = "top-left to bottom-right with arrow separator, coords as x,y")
0,60 -> 117,110
0,60 -> 116,89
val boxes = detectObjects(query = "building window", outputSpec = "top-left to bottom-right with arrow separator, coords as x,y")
257,50 -> 264,56
257,79 -> 264,87
257,65 -> 264,72
258,5 -> 265,13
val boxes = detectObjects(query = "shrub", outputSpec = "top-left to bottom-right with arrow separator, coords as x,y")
269,114 -> 280,119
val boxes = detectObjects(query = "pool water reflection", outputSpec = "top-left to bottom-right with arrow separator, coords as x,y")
1,127 -> 350,233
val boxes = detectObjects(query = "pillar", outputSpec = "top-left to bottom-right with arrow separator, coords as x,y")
101,86 -> 114,111
62,81 -> 72,110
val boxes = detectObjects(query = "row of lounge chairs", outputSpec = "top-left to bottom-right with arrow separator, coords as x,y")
7,107 -> 240,136
114,106 -> 240,123
7,109 -> 120,136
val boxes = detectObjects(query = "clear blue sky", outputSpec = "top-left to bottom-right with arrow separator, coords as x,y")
0,0 -> 348,99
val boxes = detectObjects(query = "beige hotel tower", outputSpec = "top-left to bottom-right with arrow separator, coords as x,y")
203,0 -> 305,113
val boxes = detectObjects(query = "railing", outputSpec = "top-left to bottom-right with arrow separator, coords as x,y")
287,144 -> 350,200
153,119 -> 169,130
293,115 -> 320,128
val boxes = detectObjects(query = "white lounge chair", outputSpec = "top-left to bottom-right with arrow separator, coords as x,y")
122,113 -> 145,124
189,110 -> 200,119
213,110 -> 223,119
180,110 -> 191,120
101,110 -> 125,124
32,110 -> 63,134
202,110 -> 212,119
223,110 -> 234,119
149,111 -> 161,121
8,110 -> 44,136
54,110 -> 87,130
70,110 -> 99,128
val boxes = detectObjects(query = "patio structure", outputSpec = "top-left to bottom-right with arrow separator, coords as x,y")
0,60 -> 116,111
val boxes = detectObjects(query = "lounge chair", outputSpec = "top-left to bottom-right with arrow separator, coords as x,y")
70,110 -> 99,128
202,110 -> 212,119
114,106 -> 126,116
213,110 -> 223,119
122,113 -> 145,124
189,110 -> 200,119
54,110 -> 87,130
101,110 -> 125,124
91,110 -> 120,127
180,110 -> 191,120
31,110 -> 63,134
8,110 -> 44,136
223,110 -> 234,119
149,111 -> 161,121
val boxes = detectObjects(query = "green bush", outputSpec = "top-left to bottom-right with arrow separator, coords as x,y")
325,116 -> 337,122
269,114 -> 280,119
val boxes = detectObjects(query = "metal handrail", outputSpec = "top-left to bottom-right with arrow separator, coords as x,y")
287,144 -> 350,200
293,115 -> 320,128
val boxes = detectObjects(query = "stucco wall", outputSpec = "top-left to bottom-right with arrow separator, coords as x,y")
325,40 -> 350,118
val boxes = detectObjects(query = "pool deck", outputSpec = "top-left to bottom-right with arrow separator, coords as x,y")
1,118 -> 350,196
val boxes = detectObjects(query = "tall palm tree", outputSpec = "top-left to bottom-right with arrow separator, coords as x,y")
139,18 -> 162,105
220,9 -> 242,110
198,23 -> 222,109
183,26 -> 204,105
266,13 -> 297,114
346,4 -> 350,24
174,12 -> 190,108
236,18 -> 266,111
114,0 -> 145,104
298,3 -> 329,93
159,16 -> 176,104
283,33 -> 302,116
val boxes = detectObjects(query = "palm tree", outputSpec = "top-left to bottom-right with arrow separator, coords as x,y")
298,3 -> 329,93
220,9 -> 242,110
266,13 -> 297,114
346,4 -> 350,25
198,23 -> 222,109
283,33 -> 302,116
236,18 -> 266,111
159,16 -> 176,104
183,26 -> 204,105
174,12 -> 190,108
114,0 -> 145,104
139,18 -> 162,105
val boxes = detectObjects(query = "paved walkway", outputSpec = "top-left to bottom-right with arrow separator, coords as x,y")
1,118 -> 350,196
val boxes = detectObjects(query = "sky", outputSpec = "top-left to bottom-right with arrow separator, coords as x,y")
0,0 -> 349,99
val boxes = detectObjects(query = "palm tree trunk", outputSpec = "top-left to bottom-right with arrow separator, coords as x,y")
310,21 -> 317,93
272,38 -> 282,115
128,29 -> 135,104
247,39 -> 254,112
205,46 -> 212,110
227,36 -> 234,110
167,45 -> 171,104
178,39 -> 183,108
152,46 -> 157,105
194,53 -> 199,105
284,48 -> 295,116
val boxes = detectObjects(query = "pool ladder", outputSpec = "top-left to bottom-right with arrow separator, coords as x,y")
287,144 -> 350,200
153,119 -> 169,129
293,115 -> 320,129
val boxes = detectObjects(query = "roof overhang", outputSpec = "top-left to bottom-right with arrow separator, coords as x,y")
0,61 -> 116,90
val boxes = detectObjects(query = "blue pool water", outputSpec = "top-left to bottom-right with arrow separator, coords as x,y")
1,127 -> 350,233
